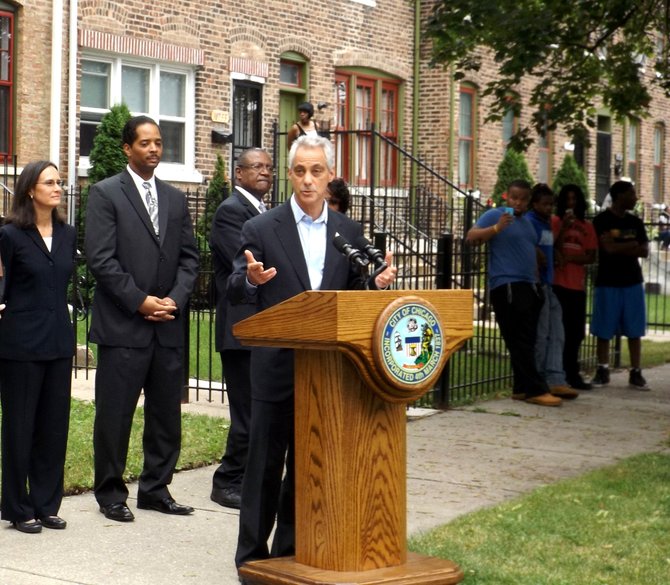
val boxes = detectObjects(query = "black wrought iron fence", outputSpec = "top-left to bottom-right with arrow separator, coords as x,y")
7,134 -> 665,409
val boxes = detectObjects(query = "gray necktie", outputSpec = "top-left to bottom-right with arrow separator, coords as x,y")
258,199 -> 267,213
142,181 -> 159,235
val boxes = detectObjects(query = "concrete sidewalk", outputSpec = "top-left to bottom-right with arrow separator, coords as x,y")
0,366 -> 668,584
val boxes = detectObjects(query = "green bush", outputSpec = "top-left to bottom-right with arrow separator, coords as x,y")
74,104 -> 132,310
552,154 -> 590,204
196,153 -> 230,247
491,148 -> 533,206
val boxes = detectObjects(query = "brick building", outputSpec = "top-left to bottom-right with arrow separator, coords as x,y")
1,0 -> 668,214
2,0 -> 414,194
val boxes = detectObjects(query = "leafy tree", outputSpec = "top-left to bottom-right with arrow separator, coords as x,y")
427,0 -> 670,149
552,154 -> 590,203
491,148 -> 534,206
77,103 -> 131,239
87,103 -> 131,185
191,154 -> 231,310
74,104 -> 131,314
196,153 -> 230,246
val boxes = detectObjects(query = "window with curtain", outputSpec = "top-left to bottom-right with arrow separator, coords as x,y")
333,71 -> 400,185
627,118 -> 639,184
458,86 -> 476,189
537,115 -> 552,183
653,123 -> 664,203
80,56 -> 194,167
0,11 -> 14,157
501,96 -> 519,149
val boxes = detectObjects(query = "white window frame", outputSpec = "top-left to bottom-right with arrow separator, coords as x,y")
79,52 -> 201,183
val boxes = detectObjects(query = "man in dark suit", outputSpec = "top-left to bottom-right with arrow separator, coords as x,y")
85,116 -> 199,523
230,135 -> 397,573
209,147 -> 273,509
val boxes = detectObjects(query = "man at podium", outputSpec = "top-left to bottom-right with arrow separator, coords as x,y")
228,135 -> 397,578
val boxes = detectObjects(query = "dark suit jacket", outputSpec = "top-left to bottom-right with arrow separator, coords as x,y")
210,188 -> 261,352
228,201 -> 371,402
85,169 -> 199,348
0,221 -> 76,360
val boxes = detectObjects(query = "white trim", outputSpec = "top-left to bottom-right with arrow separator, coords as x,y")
79,52 -> 199,180
350,0 -> 376,6
230,71 -> 266,85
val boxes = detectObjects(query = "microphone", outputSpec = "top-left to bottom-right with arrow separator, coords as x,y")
354,236 -> 386,267
333,233 -> 369,268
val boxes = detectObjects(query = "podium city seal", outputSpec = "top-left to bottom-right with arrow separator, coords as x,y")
373,296 -> 445,392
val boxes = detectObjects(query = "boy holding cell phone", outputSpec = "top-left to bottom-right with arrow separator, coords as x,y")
466,180 -> 562,407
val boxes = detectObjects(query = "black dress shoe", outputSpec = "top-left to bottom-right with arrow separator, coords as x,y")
137,496 -> 194,515
211,487 -> 241,509
39,515 -> 67,530
99,502 -> 135,522
12,519 -> 42,534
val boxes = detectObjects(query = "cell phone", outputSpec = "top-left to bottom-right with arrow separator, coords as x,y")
502,206 -> 514,216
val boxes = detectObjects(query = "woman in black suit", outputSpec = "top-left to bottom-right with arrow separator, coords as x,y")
0,161 -> 76,534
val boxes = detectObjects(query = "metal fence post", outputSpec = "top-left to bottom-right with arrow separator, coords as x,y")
435,233 -> 453,408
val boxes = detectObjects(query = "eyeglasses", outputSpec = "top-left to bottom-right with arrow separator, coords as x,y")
37,179 -> 66,187
239,163 -> 274,173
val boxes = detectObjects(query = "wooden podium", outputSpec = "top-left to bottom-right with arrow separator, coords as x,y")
234,290 -> 473,585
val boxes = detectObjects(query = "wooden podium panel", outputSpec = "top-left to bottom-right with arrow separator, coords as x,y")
236,290 -> 472,585
295,350 -> 406,571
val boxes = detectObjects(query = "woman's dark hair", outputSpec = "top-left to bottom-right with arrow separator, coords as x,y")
297,102 -> 314,118
5,161 -> 64,228
530,182 -> 554,205
556,183 -> 588,220
327,178 -> 351,214
122,115 -> 159,146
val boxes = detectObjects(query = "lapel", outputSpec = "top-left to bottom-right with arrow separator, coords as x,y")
321,212 -> 344,290
26,227 -> 51,258
155,177 -> 171,243
25,221 -> 65,259
272,203 -> 311,290
234,188 -> 261,219
119,170 -> 160,244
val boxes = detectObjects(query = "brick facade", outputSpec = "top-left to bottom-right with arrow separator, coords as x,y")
6,0 -> 670,213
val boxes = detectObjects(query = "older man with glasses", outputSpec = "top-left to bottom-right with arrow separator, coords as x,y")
209,148 -> 274,509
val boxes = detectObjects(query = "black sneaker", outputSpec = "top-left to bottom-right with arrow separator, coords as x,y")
629,368 -> 650,391
568,375 -> 593,391
591,366 -> 610,386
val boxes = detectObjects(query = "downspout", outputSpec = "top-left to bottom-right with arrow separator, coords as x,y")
448,63 -> 455,192
411,0 -> 421,214
67,0 -> 78,220
50,0 -> 64,167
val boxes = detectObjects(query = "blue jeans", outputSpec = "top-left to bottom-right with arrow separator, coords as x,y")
535,284 -> 567,386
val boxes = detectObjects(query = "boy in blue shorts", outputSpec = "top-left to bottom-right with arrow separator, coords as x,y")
591,181 -> 649,390
466,180 -> 562,407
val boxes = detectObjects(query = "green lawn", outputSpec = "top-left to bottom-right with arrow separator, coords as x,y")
410,452 -> 670,584
63,398 -> 225,495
